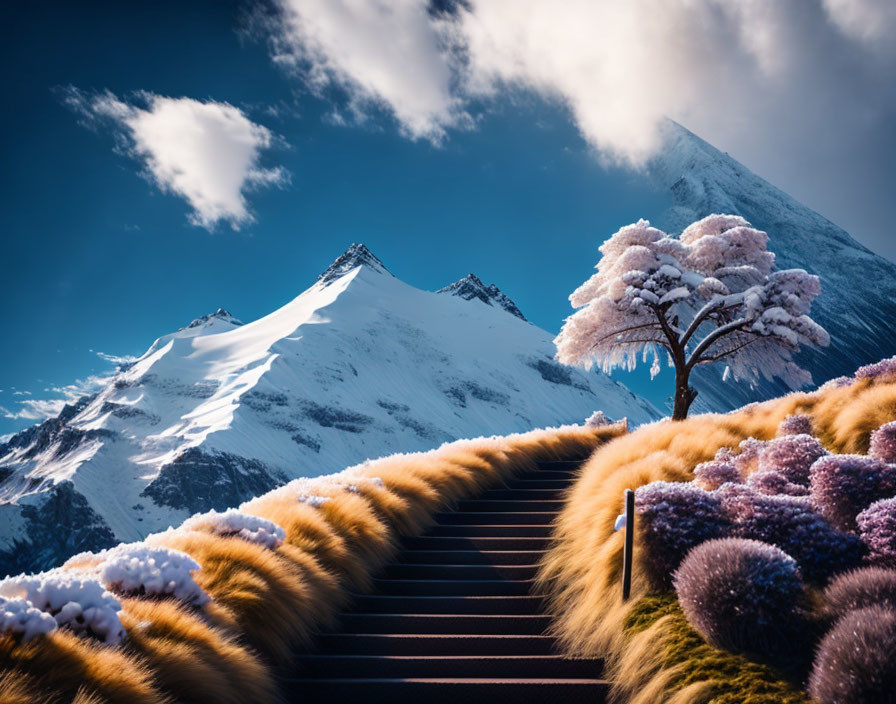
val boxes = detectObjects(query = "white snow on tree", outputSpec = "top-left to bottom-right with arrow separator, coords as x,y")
555,215 -> 829,419
179,508 -> 285,550
0,571 -> 125,643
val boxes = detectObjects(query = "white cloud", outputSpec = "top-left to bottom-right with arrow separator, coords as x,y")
261,0 -> 896,167
2,399 -> 68,421
95,351 -> 137,366
2,374 -> 111,422
64,89 -> 288,230
268,0 -> 466,141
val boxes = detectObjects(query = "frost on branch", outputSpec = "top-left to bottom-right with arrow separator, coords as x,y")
0,571 -> 124,643
180,508 -> 285,550
555,215 -> 828,418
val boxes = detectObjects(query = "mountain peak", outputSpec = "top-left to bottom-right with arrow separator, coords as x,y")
319,243 -> 390,284
184,308 -> 243,330
437,274 -> 527,321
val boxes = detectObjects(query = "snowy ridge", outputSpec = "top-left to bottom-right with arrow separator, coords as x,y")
0,245 -> 657,575
437,274 -> 527,321
649,121 -> 896,411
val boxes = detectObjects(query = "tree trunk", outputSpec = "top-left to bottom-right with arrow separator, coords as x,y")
672,365 -> 698,420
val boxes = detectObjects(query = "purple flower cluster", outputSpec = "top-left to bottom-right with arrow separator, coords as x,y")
777,414 -> 813,437
808,606 -> 896,704
731,437 -> 765,476
719,484 -> 864,582
857,498 -> 896,568
869,421 -> 896,464
634,481 -> 731,590
693,458 -> 741,491
674,538 -> 807,658
746,470 -> 808,497
810,454 -> 896,532
823,567 -> 896,622
854,355 -> 896,382
757,434 -> 827,485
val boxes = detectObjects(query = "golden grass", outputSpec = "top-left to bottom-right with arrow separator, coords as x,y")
1,422 -> 624,704
538,378 -> 896,703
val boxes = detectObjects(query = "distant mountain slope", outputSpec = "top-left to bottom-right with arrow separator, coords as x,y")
649,121 -> 896,411
0,245 -> 657,575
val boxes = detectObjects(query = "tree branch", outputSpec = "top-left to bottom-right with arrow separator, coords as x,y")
686,317 -> 750,369
694,333 -> 763,365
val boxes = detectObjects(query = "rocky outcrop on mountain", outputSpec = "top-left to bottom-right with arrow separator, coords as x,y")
437,273 -> 527,321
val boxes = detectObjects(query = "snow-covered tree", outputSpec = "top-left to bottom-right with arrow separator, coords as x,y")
555,215 -> 829,420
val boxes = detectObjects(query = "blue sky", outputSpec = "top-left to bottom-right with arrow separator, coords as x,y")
2,0 -> 894,434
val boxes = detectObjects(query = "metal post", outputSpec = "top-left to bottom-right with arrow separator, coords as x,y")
622,489 -> 634,601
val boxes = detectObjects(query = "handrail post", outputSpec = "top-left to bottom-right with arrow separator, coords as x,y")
622,489 -> 634,601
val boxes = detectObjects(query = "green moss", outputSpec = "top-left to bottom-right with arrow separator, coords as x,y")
622,593 -> 811,704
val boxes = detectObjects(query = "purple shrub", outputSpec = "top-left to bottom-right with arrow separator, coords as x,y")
855,355 -> 896,382
776,413 -> 813,437
858,498 -> 896,568
757,434 -> 827,486
731,437 -> 766,477
823,567 -> 896,622
634,481 -> 732,590
674,538 -> 807,658
810,454 -> 896,532
693,458 -> 742,491
869,421 -> 896,463
719,484 -> 864,582
808,606 -> 896,704
819,375 -> 853,391
746,469 -> 809,497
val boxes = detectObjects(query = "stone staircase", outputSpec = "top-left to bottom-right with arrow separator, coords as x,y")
284,461 -> 608,703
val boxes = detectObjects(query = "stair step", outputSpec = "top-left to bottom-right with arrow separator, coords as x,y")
372,578 -> 536,596
435,511 -> 556,526
425,524 -> 553,538
287,678 -> 609,703
455,499 -> 565,512
512,470 -> 579,481
397,550 -> 547,565
291,654 -> 604,679
316,633 -> 556,656
334,613 -> 552,635
381,563 -> 539,580
402,536 -> 552,551
347,595 -> 546,615
479,488 -> 566,501
532,460 -> 586,471
504,479 -> 574,490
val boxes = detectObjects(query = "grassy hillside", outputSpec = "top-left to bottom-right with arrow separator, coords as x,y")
538,362 -> 896,703
0,423 -> 624,704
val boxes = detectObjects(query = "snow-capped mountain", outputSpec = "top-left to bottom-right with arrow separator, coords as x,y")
437,274 -> 527,321
0,245 -> 657,575
649,121 -> 896,411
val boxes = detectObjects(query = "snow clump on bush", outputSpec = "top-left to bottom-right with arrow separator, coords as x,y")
0,595 -> 57,641
181,508 -> 285,550
96,544 -> 209,606
0,571 -> 124,643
